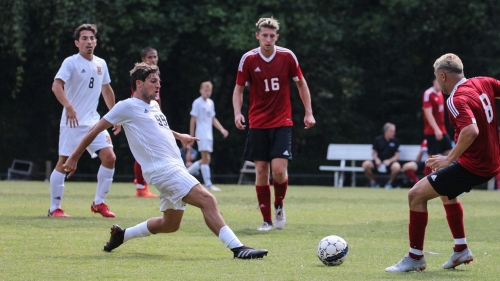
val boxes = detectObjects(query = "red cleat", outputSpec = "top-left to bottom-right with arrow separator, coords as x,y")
91,202 -> 115,218
48,208 -> 70,217
134,180 -> 157,198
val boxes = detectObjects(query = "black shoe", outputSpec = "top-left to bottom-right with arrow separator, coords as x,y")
103,224 -> 125,252
232,246 -> 268,259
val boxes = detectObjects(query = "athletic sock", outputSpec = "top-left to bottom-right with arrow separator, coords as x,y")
124,220 -> 152,242
49,170 -> 66,212
94,165 -> 114,205
134,161 -> 145,188
424,166 -> 432,176
404,169 -> 419,184
273,179 -> 288,208
256,184 -> 272,223
187,161 -> 200,175
200,164 -> 213,187
408,210 -> 428,260
219,225 -> 243,249
444,202 -> 467,252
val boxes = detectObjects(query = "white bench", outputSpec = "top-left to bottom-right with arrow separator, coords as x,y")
319,144 -> 420,187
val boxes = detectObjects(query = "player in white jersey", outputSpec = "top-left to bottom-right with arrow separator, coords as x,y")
48,24 -> 118,218
187,81 -> 228,191
62,62 -> 268,259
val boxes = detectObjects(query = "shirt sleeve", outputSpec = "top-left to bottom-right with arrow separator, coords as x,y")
236,54 -> 250,86
103,100 -> 132,125
287,51 -> 304,82
189,99 -> 199,117
102,62 -> 111,85
451,95 -> 476,130
54,58 -> 73,83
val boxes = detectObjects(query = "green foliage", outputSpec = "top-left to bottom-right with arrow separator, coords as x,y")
2,182 -> 500,280
2,0 -> 500,176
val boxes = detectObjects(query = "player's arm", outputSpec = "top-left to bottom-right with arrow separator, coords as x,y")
63,118 -> 113,178
232,84 -> 246,130
415,150 -> 423,162
101,83 -> 122,135
101,83 -> 115,110
212,118 -> 228,138
423,107 -> 443,140
189,115 -> 196,137
172,131 -> 199,147
52,79 -> 78,128
295,78 -> 316,129
426,123 -> 478,170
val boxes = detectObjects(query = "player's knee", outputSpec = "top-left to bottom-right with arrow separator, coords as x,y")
362,160 -> 372,170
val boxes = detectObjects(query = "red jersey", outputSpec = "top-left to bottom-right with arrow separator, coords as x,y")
447,77 -> 500,177
422,87 -> 447,134
236,46 -> 304,128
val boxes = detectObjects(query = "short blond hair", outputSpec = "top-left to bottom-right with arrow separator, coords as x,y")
200,81 -> 213,90
434,53 -> 463,74
256,17 -> 279,31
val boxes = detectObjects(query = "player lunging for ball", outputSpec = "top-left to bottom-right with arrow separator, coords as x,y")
63,62 -> 268,259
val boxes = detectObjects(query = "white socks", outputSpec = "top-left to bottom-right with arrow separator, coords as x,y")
124,221 -> 152,242
94,165 -> 114,204
218,225 -> 243,249
187,161 -> 200,175
49,170 -> 66,212
200,164 -> 212,187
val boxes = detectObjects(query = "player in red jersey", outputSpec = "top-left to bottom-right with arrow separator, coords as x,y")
422,79 -> 452,156
131,46 -> 161,198
232,17 -> 316,231
387,53 -> 500,272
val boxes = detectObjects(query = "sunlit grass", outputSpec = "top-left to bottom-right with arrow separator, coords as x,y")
1,181 -> 499,280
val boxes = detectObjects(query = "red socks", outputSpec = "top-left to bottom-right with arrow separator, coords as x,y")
273,179 -> 288,208
256,184 -> 272,222
256,179 -> 288,223
408,210 -> 428,259
444,202 -> 467,252
404,169 -> 419,184
134,161 -> 145,185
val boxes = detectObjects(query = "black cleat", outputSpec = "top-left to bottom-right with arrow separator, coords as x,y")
232,246 -> 268,259
103,224 -> 125,252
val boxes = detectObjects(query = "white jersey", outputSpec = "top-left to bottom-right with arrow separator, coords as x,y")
103,98 -> 184,181
55,53 -> 111,126
190,96 -> 215,140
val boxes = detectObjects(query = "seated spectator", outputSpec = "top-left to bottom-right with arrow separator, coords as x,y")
179,144 -> 198,168
362,123 -> 401,189
402,139 -> 432,185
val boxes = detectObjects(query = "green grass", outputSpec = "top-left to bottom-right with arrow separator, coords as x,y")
1,182 -> 500,280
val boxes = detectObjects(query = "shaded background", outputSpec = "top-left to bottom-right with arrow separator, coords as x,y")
2,0 -> 500,185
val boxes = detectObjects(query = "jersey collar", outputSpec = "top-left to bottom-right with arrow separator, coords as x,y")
449,78 -> 468,96
258,46 -> 276,62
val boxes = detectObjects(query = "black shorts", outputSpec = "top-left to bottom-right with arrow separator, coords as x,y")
425,133 -> 453,155
427,161 -> 492,200
243,127 -> 292,162
371,160 -> 398,174
416,161 -> 425,173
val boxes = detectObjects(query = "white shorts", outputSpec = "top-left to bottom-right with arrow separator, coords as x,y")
149,166 -> 200,211
59,126 -> 113,158
197,139 -> 213,153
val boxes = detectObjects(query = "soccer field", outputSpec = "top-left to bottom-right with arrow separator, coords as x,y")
1,181 -> 499,280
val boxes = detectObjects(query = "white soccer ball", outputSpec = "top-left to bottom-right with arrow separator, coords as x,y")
317,235 -> 349,266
